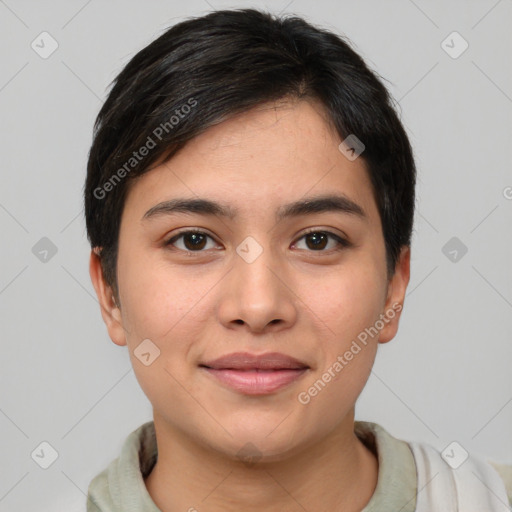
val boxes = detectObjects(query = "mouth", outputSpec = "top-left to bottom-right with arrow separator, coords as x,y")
199,352 -> 310,395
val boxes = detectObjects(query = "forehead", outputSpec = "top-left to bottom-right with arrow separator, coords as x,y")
122,98 -> 380,229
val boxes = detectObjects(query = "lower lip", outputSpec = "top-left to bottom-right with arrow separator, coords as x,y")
202,368 -> 308,395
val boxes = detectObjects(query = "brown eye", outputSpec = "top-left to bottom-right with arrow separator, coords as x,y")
165,230 -> 217,252
305,232 -> 328,250
294,230 -> 350,252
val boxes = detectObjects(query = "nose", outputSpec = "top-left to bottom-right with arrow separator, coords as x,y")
216,239 -> 298,334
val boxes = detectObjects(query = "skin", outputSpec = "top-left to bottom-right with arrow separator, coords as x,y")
90,96 -> 410,511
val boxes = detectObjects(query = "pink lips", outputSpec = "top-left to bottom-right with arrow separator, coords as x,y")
200,352 -> 309,395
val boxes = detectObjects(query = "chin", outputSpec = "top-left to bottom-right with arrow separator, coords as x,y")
210,419 -> 310,461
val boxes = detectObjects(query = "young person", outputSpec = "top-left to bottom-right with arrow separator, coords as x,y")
84,8 -> 511,511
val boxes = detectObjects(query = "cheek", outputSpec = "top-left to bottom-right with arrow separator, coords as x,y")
303,260 -> 386,341
118,258 -> 207,411
117,250 -> 199,341
117,254 -> 215,389
294,257 -> 385,396
294,267 -> 383,427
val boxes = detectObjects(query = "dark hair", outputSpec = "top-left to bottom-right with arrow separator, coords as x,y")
84,8 -> 416,303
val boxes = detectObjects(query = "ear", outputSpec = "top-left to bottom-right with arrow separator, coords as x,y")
89,249 -> 127,347
378,246 -> 411,344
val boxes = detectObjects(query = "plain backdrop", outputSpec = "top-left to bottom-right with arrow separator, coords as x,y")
1,0 -> 511,510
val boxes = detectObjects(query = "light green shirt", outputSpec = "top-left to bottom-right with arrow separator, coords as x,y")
87,420 -> 512,511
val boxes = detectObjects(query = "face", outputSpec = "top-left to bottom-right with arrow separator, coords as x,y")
90,97 -> 410,461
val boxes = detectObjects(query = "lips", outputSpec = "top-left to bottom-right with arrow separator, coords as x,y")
200,352 -> 309,371
199,352 -> 309,395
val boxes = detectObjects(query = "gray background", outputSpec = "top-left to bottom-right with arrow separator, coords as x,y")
1,0 -> 511,510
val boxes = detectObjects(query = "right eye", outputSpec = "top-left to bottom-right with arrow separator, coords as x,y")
164,230 -> 219,252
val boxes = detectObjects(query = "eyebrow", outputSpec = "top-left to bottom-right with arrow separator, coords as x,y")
142,194 -> 367,223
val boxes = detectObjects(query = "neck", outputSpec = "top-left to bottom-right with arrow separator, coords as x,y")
145,411 -> 378,512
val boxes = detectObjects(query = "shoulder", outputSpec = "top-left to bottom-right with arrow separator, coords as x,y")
86,421 -> 158,511
356,421 -> 512,508
87,466 -> 115,511
354,421 -> 418,512
488,461 -> 512,506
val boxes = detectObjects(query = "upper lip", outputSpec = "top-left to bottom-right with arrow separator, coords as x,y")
200,352 -> 309,370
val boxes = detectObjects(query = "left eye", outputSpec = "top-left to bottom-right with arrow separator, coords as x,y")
293,230 -> 349,252
164,230 -> 349,252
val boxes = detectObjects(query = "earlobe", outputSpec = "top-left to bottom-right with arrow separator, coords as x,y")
89,249 -> 127,347
378,246 -> 411,344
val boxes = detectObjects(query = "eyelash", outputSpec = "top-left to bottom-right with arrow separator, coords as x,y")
164,228 -> 351,255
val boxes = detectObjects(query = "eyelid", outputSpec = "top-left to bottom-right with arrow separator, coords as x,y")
165,228 -> 220,248
298,226 -> 349,242
168,227 -> 217,240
